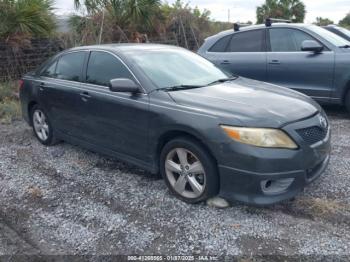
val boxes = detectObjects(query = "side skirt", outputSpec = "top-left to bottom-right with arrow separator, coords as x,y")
56,130 -> 158,174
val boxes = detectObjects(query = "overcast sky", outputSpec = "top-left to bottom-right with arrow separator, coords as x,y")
54,0 -> 349,24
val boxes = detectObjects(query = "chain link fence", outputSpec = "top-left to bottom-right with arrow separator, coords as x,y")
0,39 -> 65,81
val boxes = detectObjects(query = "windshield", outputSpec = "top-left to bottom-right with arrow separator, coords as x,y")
308,25 -> 350,46
128,48 -> 230,89
334,26 -> 350,38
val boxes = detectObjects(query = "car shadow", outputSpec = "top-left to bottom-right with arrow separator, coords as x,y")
321,105 -> 349,120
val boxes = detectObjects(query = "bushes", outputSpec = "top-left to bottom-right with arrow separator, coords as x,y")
0,81 -> 21,123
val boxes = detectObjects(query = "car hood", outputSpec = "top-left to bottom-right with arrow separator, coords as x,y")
167,77 -> 320,127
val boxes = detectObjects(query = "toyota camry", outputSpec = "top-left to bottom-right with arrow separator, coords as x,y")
19,44 -> 331,205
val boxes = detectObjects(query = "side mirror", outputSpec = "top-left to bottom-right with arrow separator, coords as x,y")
109,78 -> 141,93
301,40 -> 324,53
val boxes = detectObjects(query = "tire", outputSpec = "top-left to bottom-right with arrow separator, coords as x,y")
30,105 -> 58,146
160,137 -> 219,204
346,90 -> 350,114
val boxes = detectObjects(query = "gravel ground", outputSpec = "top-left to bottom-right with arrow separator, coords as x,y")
0,106 -> 349,259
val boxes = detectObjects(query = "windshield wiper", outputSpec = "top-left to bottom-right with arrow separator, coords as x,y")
339,44 -> 350,48
206,76 -> 238,86
161,84 -> 204,91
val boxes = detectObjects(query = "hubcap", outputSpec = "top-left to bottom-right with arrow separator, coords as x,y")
33,109 -> 49,141
165,148 -> 206,199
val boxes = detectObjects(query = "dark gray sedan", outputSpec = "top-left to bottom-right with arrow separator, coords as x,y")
19,44 -> 331,205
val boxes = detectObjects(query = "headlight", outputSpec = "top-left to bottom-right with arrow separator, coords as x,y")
220,125 -> 298,149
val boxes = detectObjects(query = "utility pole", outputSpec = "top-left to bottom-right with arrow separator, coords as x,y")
98,9 -> 105,44
228,9 -> 230,23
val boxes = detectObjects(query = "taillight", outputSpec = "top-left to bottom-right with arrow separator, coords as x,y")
19,79 -> 24,90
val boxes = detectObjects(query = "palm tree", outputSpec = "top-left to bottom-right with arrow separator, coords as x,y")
0,0 -> 56,40
256,0 -> 306,24
126,0 -> 161,30
72,0 -> 161,36
73,0 -> 103,13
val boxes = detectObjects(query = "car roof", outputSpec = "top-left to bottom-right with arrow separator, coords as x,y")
213,23 -> 310,38
66,43 -> 182,53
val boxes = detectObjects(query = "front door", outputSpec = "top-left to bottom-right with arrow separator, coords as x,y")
267,28 -> 335,100
78,51 -> 150,162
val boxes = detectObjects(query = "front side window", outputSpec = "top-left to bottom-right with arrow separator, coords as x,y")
209,35 -> 231,52
227,30 -> 264,52
269,28 -> 320,52
55,52 -> 85,81
86,51 -> 133,86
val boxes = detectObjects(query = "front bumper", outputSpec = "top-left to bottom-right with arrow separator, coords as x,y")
217,113 -> 331,206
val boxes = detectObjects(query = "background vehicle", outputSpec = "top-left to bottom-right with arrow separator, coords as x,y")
20,44 -> 330,206
323,25 -> 350,42
198,20 -> 350,112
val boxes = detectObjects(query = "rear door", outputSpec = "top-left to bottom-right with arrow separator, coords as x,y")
204,29 -> 267,81
38,51 -> 88,136
267,28 -> 335,100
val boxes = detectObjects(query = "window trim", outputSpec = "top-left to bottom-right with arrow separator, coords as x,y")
208,34 -> 233,53
55,50 -> 88,82
267,27 -> 330,52
40,50 -> 89,81
39,49 -> 146,94
41,60 -> 58,78
84,49 -> 146,94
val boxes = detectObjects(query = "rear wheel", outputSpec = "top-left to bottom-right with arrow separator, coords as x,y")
31,105 -> 58,146
160,137 -> 219,203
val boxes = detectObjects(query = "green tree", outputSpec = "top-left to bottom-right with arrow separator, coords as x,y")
339,13 -> 350,28
314,17 -> 334,26
73,0 -> 102,13
73,0 -> 161,30
125,0 -> 161,30
0,0 -> 56,39
256,0 -> 306,24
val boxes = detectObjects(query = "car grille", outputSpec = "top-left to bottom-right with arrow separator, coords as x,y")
296,126 -> 327,145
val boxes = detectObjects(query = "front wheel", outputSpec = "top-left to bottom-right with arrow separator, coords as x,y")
160,137 -> 219,204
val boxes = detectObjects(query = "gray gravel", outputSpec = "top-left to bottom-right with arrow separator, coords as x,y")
0,106 -> 349,257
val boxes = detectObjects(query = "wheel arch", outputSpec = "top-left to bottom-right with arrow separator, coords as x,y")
27,100 -> 38,126
342,80 -> 350,105
155,128 -> 218,168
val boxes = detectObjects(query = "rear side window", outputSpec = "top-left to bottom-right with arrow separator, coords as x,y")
209,35 -> 231,52
227,30 -> 265,52
86,51 -> 133,86
55,52 -> 85,81
269,28 -> 318,52
41,61 -> 57,78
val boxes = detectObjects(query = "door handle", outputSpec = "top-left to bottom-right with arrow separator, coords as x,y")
80,91 -> 91,101
39,82 -> 45,91
220,60 -> 231,65
269,60 -> 281,65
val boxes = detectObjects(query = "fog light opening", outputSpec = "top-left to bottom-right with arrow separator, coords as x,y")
261,178 -> 294,195
264,180 -> 272,189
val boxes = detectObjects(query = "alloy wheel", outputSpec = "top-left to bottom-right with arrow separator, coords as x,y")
165,148 -> 206,199
33,109 -> 49,141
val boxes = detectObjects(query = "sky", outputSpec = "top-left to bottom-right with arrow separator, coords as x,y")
54,0 -> 350,24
